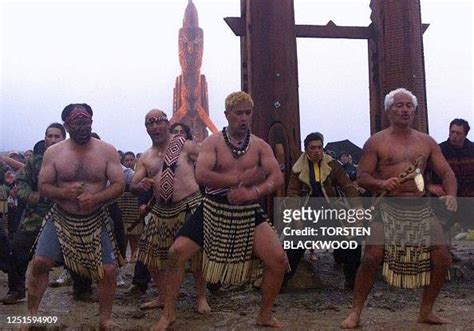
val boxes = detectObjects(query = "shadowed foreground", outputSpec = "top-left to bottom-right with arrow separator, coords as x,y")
1,241 -> 473,330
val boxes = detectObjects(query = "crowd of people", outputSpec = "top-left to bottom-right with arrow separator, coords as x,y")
0,88 -> 472,330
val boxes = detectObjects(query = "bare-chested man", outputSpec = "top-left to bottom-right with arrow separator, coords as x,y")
28,104 -> 124,330
156,91 -> 288,330
131,109 -> 210,313
341,88 -> 457,328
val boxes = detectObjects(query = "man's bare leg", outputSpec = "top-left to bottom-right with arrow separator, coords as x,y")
129,236 -> 139,262
252,222 -> 288,328
192,269 -> 210,314
153,237 -> 201,331
418,245 -> 452,324
341,222 -> 384,329
97,264 -> 117,330
140,268 -> 165,309
27,256 -> 54,315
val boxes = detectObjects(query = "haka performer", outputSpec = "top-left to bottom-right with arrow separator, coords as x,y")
155,91 -> 287,330
131,109 -> 209,313
341,88 -> 457,328
29,104 -> 124,330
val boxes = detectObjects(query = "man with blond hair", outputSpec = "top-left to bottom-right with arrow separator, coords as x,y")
156,91 -> 288,329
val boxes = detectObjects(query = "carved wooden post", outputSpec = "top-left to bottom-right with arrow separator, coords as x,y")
370,0 -> 429,132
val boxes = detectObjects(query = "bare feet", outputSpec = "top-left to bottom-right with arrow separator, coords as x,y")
196,297 -> 211,314
99,319 -> 117,330
340,311 -> 360,329
256,316 -> 288,328
418,313 -> 452,325
152,315 -> 176,331
140,297 -> 164,310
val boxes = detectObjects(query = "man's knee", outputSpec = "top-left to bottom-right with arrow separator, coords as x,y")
168,239 -> 192,266
360,251 -> 383,269
30,256 -> 53,277
101,264 -> 117,284
265,250 -> 288,273
103,264 -> 117,277
276,251 -> 289,273
432,246 -> 452,270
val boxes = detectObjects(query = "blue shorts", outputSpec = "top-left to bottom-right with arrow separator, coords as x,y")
35,218 -> 116,265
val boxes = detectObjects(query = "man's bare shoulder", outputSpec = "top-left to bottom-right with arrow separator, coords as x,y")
414,130 -> 436,142
362,130 -> 388,148
139,147 -> 155,162
183,139 -> 199,152
372,129 -> 390,140
44,139 -> 68,156
184,139 -> 198,149
250,134 -> 271,150
201,131 -> 223,147
93,138 -> 113,149
93,138 -> 118,155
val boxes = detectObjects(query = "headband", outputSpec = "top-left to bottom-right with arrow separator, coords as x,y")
65,108 -> 92,123
145,114 -> 168,126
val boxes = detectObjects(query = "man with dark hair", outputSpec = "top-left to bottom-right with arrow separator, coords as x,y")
33,140 -> 45,156
1,163 -> 11,273
46,122 -> 67,139
170,122 -> 193,140
0,157 -> 24,237
339,151 -> 358,182
61,103 -> 93,122
121,151 -> 136,170
28,104 -> 124,329
286,132 -> 362,289
24,150 -> 34,161
1,123 -> 65,304
429,118 -> 474,232
118,151 -> 140,264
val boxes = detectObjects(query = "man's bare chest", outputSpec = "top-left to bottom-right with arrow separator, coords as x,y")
214,145 -> 260,171
379,143 -> 429,166
145,152 -> 192,179
56,156 -> 106,182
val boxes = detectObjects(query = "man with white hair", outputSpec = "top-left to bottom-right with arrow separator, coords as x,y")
341,88 -> 457,328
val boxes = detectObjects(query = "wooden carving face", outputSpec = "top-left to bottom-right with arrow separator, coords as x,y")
179,28 -> 203,71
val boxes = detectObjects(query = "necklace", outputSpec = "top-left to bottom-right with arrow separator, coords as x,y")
223,127 -> 251,158
226,130 -> 244,146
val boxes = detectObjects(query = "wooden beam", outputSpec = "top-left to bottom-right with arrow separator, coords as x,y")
422,23 -> 429,33
296,21 -> 371,39
225,17 -> 430,38
224,17 -> 245,36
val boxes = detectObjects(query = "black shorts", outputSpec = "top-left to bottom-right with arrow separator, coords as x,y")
175,195 -> 268,247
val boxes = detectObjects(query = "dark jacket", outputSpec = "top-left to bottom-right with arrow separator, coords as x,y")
287,152 -> 360,201
438,138 -> 474,197
15,155 -> 52,232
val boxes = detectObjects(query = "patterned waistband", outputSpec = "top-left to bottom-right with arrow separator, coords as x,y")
52,204 -> 107,225
152,191 -> 202,217
205,187 -> 230,196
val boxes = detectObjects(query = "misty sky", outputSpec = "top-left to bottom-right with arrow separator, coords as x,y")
1,0 -> 472,154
